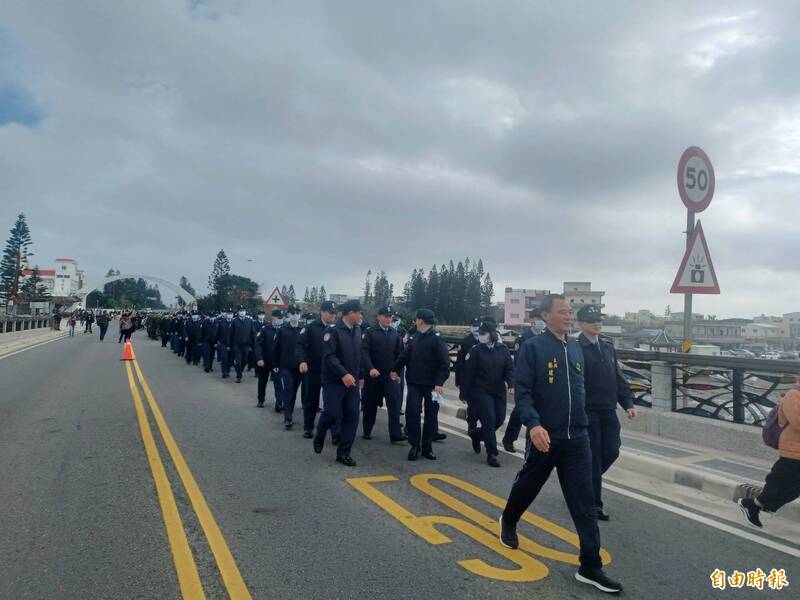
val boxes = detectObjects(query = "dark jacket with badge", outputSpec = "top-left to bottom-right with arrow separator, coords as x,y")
513,328 -> 537,355
254,323 -> 277,369
296,319 -> 330,372
322,319 -> 362,385
201,318 -> 218,343
217,319 -> 232,347
273,324 -> 303,369
393,327 -> 450,388
184,318 -> 203,340
578,333 -> 634,411
513,329 -> 588,440
461,342 -> 514,399
455,332 -> 480,399
230,316 -> 253,346
362,324 -> 402,375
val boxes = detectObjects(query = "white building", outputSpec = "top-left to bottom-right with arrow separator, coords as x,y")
21,257 -> 84,299
563,282 -> 605,311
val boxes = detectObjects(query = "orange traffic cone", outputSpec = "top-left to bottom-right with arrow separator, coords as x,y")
121,339 -> 134,361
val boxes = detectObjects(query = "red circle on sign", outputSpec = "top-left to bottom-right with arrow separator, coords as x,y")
677,146 -> 715,213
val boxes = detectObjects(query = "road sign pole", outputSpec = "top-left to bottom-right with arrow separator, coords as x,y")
683,209 -> 695,350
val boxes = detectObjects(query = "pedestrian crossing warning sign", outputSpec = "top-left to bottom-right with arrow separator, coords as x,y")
264,287 -> 287,308
670,221 -> 720,294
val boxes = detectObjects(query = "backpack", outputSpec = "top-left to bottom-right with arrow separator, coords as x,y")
762,405 -> 788,449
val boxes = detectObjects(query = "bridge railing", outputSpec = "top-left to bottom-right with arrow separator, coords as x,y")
0,316 -> 56,334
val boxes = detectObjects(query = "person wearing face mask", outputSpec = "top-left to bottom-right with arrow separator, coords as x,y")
391,309 -> 450,461
200,313 -> 219,373
269,310 -> 285,411
272,305 -> 304,428
254,309 -> 278,408
184,311 -> 204,366
456,317 -> 484,451
503,309 -> 547,452
313,299 -> 364,466
216,309 -> 234,379
461,322 -> 514,467
297,301 -> 338,438
230,306 -> 253,383
250,310 -> 267,377
361,306 -> 407,443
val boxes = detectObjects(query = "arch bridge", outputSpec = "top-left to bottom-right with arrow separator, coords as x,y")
74,274 -> 197,307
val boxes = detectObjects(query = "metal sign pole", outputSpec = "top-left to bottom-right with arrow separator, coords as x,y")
683,209 -> 695,351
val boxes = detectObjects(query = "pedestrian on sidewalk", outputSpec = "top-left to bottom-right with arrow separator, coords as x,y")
738,382 -> 800,528
96,311 -> 110,341
498,294 -> 622,594
576,305 -> 637,521
67,314 -> 77,337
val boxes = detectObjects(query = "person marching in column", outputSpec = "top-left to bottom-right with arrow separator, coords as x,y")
576,305 -> 637,521
159,314 -> 170,347
217,309 -> 233,379
184,310 -> 203,366
251,310 -> 267,378
391,309 -> 450,461
272,305 -> 304,429
313,300 -> 364,467
498,294 -> 622,594
456,317 -> 485,453
461,321 -> 514,467
361,306 -> 407,443
230,306 -> 253,383
297,301 -> 338,438
254,310 -> 277,408
269,310 -> 285,412
200,312 -> 218,373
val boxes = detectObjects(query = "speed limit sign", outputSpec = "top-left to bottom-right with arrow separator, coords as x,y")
677,146 -> 715,212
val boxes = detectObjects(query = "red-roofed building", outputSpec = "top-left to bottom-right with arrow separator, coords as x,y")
19,257 -> 84,299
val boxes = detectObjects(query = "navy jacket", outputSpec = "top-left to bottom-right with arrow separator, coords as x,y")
513,329 -> 588,440
217,319 -> 232,347
254,323 -> 277,369
455,332 -> 480,398
200,318 -> 218,343
513,328 -> 538,354
184,319 -> 203,340
362,325 -> 402,375
322,319 -> 362,385
296,320 -> 330,372
394,327 -> 450,388
578,334 -> 634,411
273,324 -> 303,369
230,316 -> 253,346
159,318 -> 170,334
461,342 -> 514,399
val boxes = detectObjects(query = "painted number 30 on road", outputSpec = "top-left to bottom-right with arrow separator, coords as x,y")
677,146 -> 715,213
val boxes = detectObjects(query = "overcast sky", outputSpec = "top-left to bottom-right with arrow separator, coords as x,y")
2,1 -> 799,317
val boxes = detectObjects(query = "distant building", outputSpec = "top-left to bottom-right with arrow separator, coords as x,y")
328,293 -> 360,304
624,309 -> 659,328
563,281 -> 605,311
503,288 -> 550,326
20,257 -> 84,299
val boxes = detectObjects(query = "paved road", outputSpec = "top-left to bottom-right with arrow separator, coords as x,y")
1,324 -> 797,599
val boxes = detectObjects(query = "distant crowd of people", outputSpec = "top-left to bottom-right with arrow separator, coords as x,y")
63,308 -> 145,342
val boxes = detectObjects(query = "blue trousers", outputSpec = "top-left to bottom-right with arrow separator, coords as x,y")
362,375 -> 402,438
202,342 -> 215,371
170,333 -> 179,353
233,343 -> 250,378
185,339 -> 201,364
405,384 -> 438,453
276,368 -> 302,422
587,409 -> 621,508
471,391 -> 507,456
316,383 -> 360,457
217,346 -> 230,376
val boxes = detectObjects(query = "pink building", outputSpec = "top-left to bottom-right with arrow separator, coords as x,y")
504,288 -> 550,326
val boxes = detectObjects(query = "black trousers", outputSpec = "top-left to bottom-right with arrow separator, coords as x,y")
202,342 -> 215,371
257,366 -> 271,402
502,405 -> 524,446
316,383 -> 360,458
302,371 -> 322,432
472,391 -> 507,456
405,384 -> 438,453
362,375 -> 403,438
587,409 -> 621,508
502,434 -> 602,570
758,457 -> 800,512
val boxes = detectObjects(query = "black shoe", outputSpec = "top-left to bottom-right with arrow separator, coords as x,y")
433,432 -> 447,442
469,431 -> 481,454
487,454 -> 500,468
498,515 -> 518,549
408,447 -> 420,461
236,377 -> 242,383
284,421 -> 294,429
274,404 -> 283,413
737,498 -> 763,528
502,440 -> 516,453
332,435 -> 341,446
362,433 -> 372,440
204,368 -> 211,373
336,455 -> 357,467
222,374 -> 229,379
390,434 -> 408,443
421,450 -> 437,460
256,402 -> 264,408
597,507 -> 610,521
575,567 -> 622,594
313,435 -> 324,454
303,430 -> 313,439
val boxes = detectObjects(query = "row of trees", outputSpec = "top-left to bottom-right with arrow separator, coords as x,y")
86,269 -> 165,309
0,214 -> 51,313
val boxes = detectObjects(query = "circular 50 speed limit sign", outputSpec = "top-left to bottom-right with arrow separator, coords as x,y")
677,146 -> 715,212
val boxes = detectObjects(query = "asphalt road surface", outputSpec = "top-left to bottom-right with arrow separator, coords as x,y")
1,323 -> 797,599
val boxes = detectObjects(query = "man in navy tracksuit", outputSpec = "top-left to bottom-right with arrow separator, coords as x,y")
499,294 -> 622,595
313,300 -> 364,467
272,305 -> 304,428
576,305 -> 637,521
297,301 -> 338,438
361,306 -> 406,442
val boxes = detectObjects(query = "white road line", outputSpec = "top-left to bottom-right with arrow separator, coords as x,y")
435,423 -> 800,558
0,335 -> 68,361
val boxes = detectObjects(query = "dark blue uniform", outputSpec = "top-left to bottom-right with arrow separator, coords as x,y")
361,324 -> 403,439
230,315 -> 253,381
461,342 -> 514,456
503,327 -> 539,448
254,323 -> 277,407
200,317 -> 218,372
296,319 -> 332,434
272,323 -> 303,424
315,319 -> 362,458
455,332 -> 481,431
216,318 -> 233,377
393,327 -> 450,454
183,318 -> 203,365
159,317 -> 170,347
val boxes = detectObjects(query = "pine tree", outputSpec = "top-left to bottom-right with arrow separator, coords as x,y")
481,273 -> 494,313
20,266 -> 51,303
425,265 -> 440,313
310,286 -> 318,304
207,249 -> 230,293
0,214 -> 32,312
363,270 -> 373,306
373,270 -> 392,308
177,276 -> 195,307
318,285 -> 327,302
303,287 -> 310,303
287,284 -> 296,305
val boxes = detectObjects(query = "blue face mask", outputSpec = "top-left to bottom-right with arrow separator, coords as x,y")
274,319 -> 284,327
534,320 -> 546,331
289,314 -> 300,324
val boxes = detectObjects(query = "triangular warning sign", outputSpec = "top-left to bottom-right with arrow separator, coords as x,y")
264,286 -> 287,307
670,221 -> 720,294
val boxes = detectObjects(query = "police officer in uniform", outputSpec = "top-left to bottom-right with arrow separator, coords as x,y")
200,312 -> 218,373
230,306 -> 253,383
184,311 -> 203,366
217,309 -> 233,378
159,315 -> 170,347
361,306 -> 406,442
251,310 -> 267,377
313,299 -> 363,466
270,310 -> 285,411
254,311 -> 277,408
456,317 -> 482,451
297,301 -> 337,438
391,309 -> 450,461
272,304 -> 304,428
576,305 -> 637,521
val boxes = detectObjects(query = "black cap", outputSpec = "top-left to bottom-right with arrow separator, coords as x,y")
320,300 -> 337,313
478,321 -> 497,334
257,309 -> 265,315
237,305 -> 246,310
302,312 -> 315,320
339,299 -> 363,314
529,308 -> 543,319
470,317 -> 481,326
576,305 -> 605,323
415,308 -> 436,324
377,306 -> 395,316
287,304 -> 301,314
271,309 -> 284,318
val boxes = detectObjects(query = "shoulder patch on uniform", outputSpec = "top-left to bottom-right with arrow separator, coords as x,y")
435,332 -> 440,336
300,328 -> 306,334
362,333 -> 366,340
465,352 -> 470,361
323,332 -> 331,342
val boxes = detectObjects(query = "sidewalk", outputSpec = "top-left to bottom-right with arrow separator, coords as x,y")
0,327 -> 68,359
436,384 -> 800,523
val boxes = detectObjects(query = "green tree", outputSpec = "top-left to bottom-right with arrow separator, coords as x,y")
216,273 -> 262,312
481,273 -> 494,313
363,270 -> 373,305
19,266 -> 51,304
318,285 -> 327,302
373,270 -> 393,308
0,214 -> 33,313
207,249 -> 230,309
309,286 -> 318,304
303,287 -> 310,303
287,284 -> 296,305
177,276 -> 196,307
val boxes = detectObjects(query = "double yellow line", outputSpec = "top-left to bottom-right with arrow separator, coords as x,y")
125,357 -> 252,599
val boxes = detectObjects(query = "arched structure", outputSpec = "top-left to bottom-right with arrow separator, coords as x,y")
75,274 -> 197,306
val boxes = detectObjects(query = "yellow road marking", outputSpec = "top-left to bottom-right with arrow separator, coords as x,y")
125,362 -> 205,599
132,360 -> 253,600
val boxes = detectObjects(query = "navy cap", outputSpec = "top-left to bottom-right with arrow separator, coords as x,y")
339,299 -> 363,314
377,306 -> 395,316
320,300 -> 337,313
478,321 -> 497,334
470,317 -> 481,326
302,312 -> 315,320
576,305 -> 604,322
415,308 -> 436,324
271,309 -> 284,318
287,304 -> 301,314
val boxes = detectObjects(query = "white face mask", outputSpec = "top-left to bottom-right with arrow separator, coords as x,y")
192,315 -> 200,321
258,315 -> 265,322
238,311 -> 246,318
274,319 -> 284,327
289,313 -> 300,323
391,320 -> 400,330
